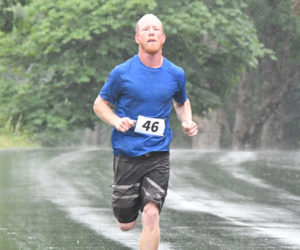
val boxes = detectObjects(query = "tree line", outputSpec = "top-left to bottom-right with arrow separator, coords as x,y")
0,0 -> 299,149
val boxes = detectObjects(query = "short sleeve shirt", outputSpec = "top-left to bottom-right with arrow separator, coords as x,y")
100,55 -> 187,156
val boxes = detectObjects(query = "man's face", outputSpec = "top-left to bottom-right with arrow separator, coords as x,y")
135,16 -> 166,55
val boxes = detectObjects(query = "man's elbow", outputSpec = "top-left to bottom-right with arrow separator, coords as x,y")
93,98 -> 99,113
93,96 -> 103,115
93,96 -> 111,116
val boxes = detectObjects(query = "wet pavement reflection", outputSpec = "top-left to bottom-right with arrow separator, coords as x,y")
0,149 -> 299,249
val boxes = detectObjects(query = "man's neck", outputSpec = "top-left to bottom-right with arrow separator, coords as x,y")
138,50 -> 163,68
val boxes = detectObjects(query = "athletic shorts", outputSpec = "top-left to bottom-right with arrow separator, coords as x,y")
111,151 -> 170,223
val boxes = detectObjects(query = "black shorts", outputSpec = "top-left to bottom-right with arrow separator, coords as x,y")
111,151 -> 170,223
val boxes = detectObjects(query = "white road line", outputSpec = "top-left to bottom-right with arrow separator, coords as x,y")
165,189 -> 300,249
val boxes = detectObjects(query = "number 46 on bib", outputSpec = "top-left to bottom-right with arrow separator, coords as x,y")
134,115 -> 165,136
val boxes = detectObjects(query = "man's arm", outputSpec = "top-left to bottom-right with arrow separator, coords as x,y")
173,98 -> 198,136
93,96 -> 135,133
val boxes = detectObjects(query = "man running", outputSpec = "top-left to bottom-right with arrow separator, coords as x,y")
93,13 -> 198,250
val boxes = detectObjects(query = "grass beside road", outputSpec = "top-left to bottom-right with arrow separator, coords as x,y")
0,129 -> 39,149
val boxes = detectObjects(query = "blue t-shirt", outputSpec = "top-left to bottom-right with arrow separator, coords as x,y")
100,55 -> 187,156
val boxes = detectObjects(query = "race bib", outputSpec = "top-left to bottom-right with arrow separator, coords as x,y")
134,115 -> 165,136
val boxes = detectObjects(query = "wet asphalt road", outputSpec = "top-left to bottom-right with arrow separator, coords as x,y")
0,149 -> 299,249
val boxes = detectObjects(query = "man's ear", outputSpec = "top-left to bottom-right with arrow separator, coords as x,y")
135,33 -> 139,44
162,33 -> 166,44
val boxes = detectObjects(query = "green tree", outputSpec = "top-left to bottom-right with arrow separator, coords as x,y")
1,0 -> 157,145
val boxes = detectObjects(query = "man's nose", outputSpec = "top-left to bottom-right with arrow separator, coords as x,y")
148,27 -> 155,34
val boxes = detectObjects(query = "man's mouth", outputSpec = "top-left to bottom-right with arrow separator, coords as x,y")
147,39 -> 157,43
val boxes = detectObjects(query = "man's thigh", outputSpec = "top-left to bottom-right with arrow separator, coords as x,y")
111,155 -> 143,223
140,152 -> 170,212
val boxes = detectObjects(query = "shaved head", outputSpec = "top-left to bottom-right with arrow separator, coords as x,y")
135,14 -> 164,34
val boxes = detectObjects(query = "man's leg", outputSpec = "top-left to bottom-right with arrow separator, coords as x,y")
117,220 -> 136,231
112,155 -> 142,232
139,202 -> 160,250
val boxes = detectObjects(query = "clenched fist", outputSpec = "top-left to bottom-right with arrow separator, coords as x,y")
115,117 -> 136,133
181,120 -> 198,136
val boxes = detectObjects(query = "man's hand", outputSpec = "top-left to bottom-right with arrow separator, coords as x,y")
115,117 -> 136,133
181,120 -> 198,136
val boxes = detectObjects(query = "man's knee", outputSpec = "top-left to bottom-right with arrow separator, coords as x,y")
142,202 -> 160,230
117,220 -> 136,231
